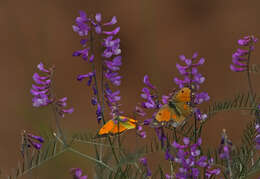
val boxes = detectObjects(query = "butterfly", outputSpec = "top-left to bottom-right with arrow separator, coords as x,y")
97,115 -> 137,137
153,87 -> 193,128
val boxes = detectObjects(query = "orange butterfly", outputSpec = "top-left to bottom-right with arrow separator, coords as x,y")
97,116 -> 137,137
153,87 -> 193,127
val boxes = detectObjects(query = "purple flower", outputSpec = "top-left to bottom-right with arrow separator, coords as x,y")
135,105 -> 146,117
174,52 -> 205,90
165,148 -> 174,161
141,87 -> 156,109
104,84 -> 123,118
218,129 -> 233,159
72,11 -> 93,62
102,36 -> 121,58
77,71 -> 95,86
93,14 -> 118,34
143,75 -> 156,89
230,35 -> 258,72
162,95 -> 170,104
96,103 -> 102,123
31,63 -> 53,107
139,157 -> 152,176
155,127 -> 167,148
194,92 -> 210,104
72,11 -> 123,123
136,125 -> 147,138
31,62 -> 74,118
170,137 -> 220,179
237,35 -> 258,47
27,133 -> 44,143
104,56 -> 122,71
193,108 -> 207,121
173,52 -> 209,110
37,62 -> 50,73
22,131 -> 44,152
72,11 -> 90,37
105,70 -> 122,86
255,124 -> 260,150
70,168 -> 87,179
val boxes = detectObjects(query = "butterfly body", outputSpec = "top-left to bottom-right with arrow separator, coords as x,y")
97,116 -> 137,137
154,87 -> 192,127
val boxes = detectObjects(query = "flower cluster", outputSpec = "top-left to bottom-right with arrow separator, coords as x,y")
140,75 -> 158,109
21,131 -> 44,154
218,129 -> 233,160
174,53 -> 210,121
31,63 -> 74,117
136,125 -> 146,138
139,157 -> 152,177
31,62 -> 53,107
72,11 -> 122,122
165,137 -> 220,178
255,124 -> 260,150
70,168 -> 87,179
104,84 -> 122,118
174,52 -> 205,90
230,35 -> 258,72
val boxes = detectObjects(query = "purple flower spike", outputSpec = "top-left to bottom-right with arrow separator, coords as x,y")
169,137 -> 220,178
72,11 -> 122,123
31,63 -> 53,108
231,35 -> 257,72
174,52 -> 207,94
141,87 -> 156,109
31,62 -> 74,118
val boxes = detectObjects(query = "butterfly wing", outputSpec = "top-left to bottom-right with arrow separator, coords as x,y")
118,116 -> 137,129
155,105 -> 172,122
171,87 -> 192,126
154,104 -> 186,128
97,116 -> 136,137
175,102 -> 192,118
155,87 -> 192,127
98,119 -> 115,136
172,87 -> 191,103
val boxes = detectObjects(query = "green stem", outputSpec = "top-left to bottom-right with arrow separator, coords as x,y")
246,46 -> 254,102
68,147 -> 114,171
173,128 -> 178,142
170,161 -> 175,178
89,25 -> 105,125
194,116 -> 197,143
73,139 -> 119,149
49,70 -> 67,146
51,104 -> 67,146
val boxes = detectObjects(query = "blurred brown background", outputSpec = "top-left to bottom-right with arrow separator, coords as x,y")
0,0 -> 259,178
